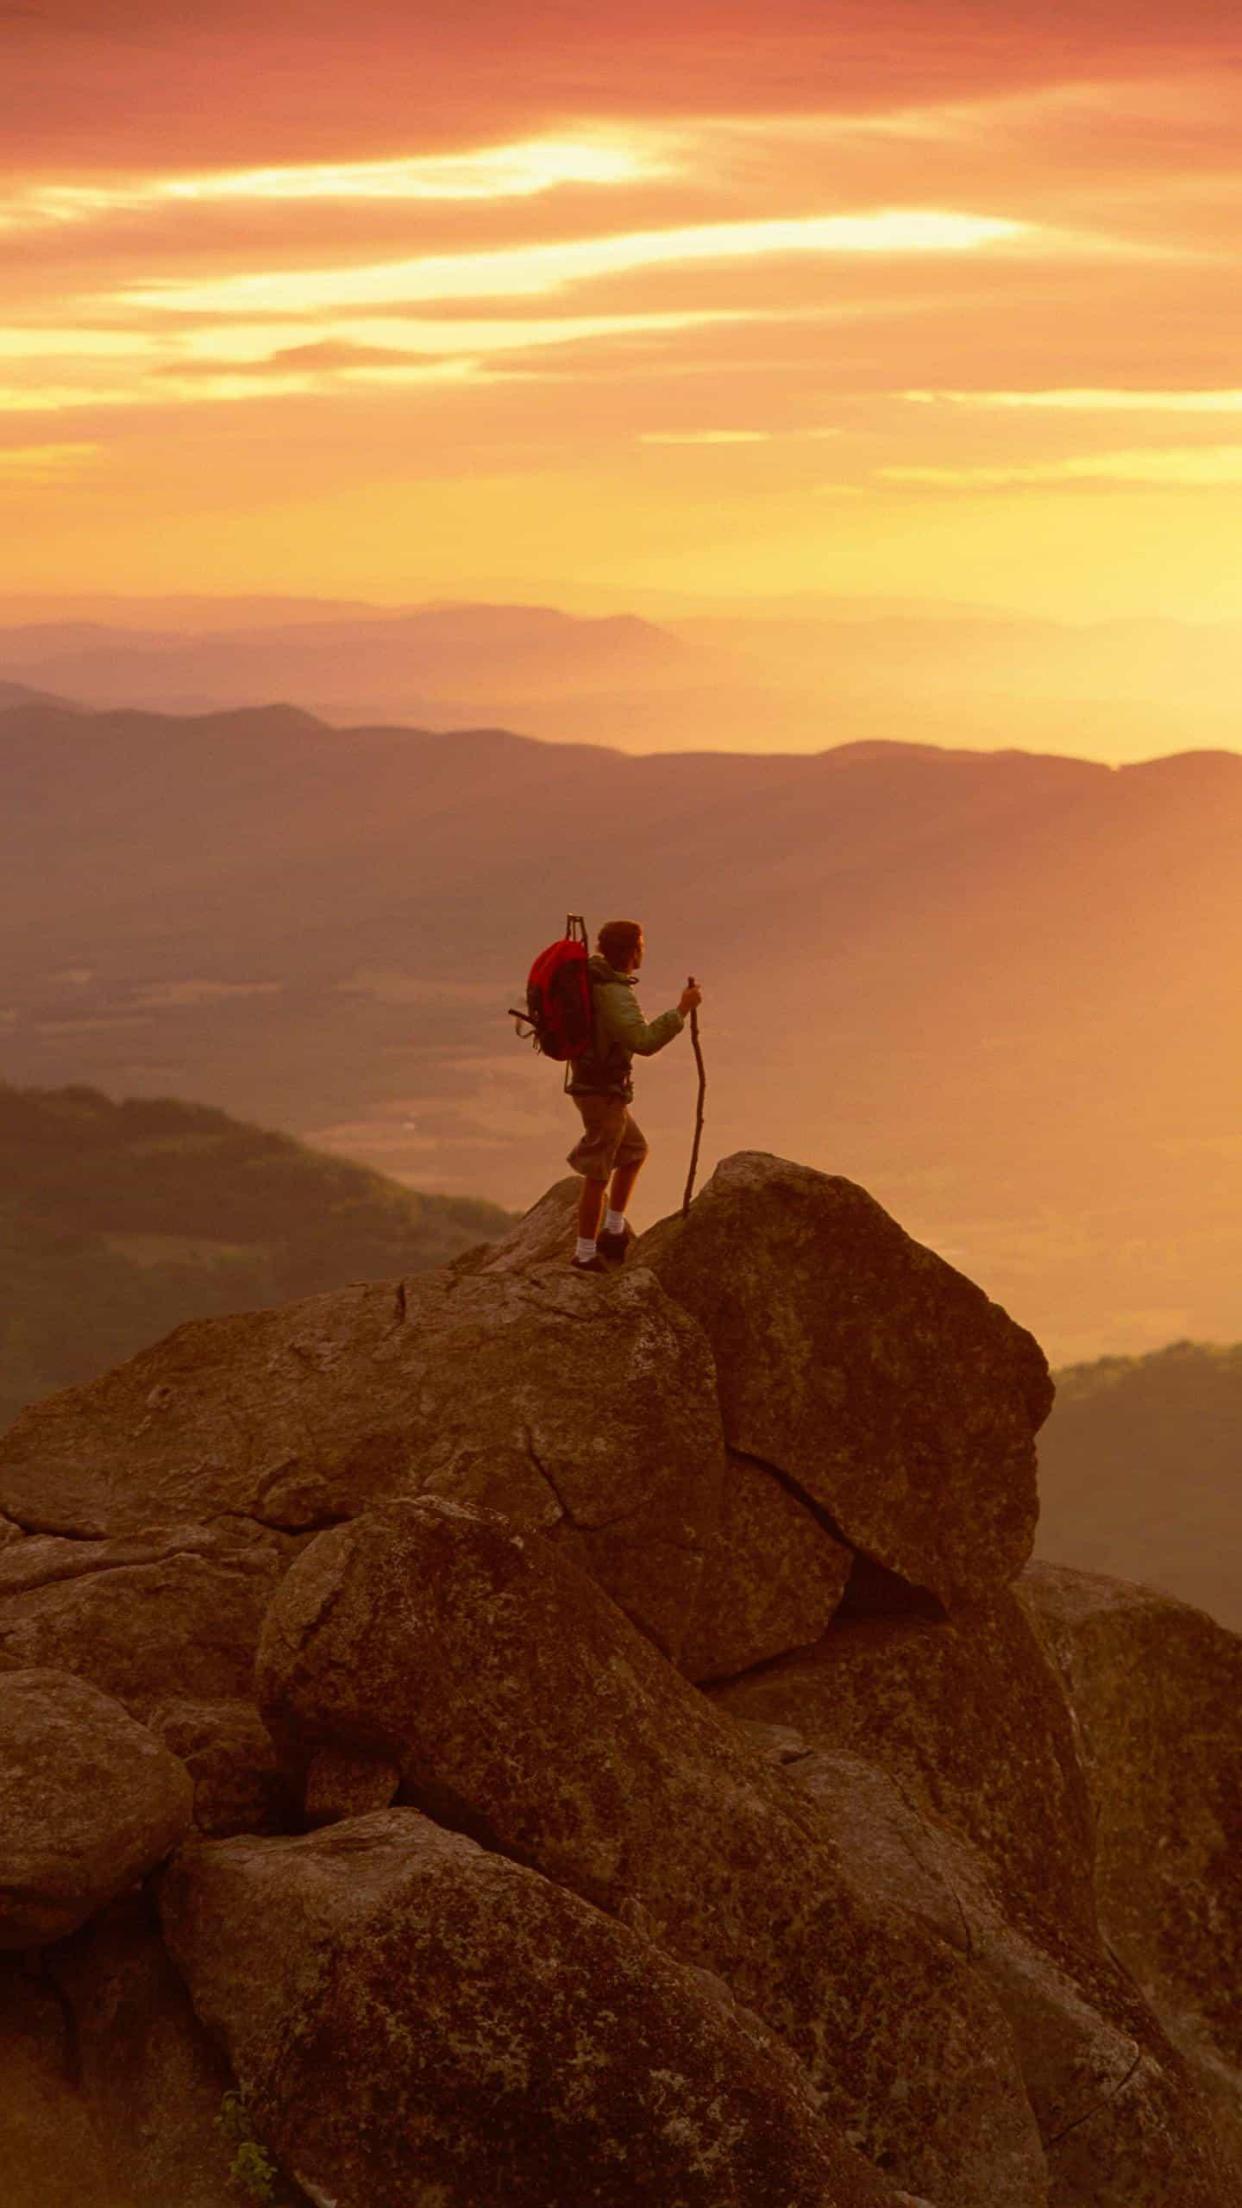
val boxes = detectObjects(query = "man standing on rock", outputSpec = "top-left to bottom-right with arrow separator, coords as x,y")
566,920 -> 701,1274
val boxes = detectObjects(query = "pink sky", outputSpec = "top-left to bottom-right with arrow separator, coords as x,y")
4,1 -> 1242,615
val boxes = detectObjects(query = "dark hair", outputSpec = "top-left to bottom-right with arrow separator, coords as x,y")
597,919 -> 642,968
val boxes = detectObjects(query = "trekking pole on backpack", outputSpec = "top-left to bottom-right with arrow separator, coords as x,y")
681,976 -> 706,1217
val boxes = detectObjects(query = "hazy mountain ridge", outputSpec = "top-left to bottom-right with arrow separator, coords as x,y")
5,594 -> 1242,758
2,699 -> 1240,1362
0,602 -> 701,743
0,678 -> 80,713
0,1082 -> 513,1431
1039,1340 -> 1242,1629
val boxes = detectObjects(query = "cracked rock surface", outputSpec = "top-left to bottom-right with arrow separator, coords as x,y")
638,1151 -> 1052,1607
0,1174 -> 857,1675
0,1244 -> 729,1663
680,1446 -> 853,1682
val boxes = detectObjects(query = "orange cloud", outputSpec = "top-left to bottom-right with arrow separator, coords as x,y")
0,134 -> 674,234
0,442 -> 101,480
3,7 -> 1241,616
907,388 -> 1242,413
116,208 -> 1029,318
884,446 -> 1242,488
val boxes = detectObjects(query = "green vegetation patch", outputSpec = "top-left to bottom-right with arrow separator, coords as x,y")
1039,1338 -> 1242,1631
0,1082 -> 515,1430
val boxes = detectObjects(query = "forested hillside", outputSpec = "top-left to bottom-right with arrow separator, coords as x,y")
1038,1340 -> 1242,1629
0,1083 -> 513,1429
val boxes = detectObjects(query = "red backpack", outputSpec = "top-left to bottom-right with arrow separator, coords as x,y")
510,914 -> 594,1061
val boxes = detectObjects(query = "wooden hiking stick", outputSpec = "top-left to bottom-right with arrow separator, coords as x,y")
682,975 -> 706,1216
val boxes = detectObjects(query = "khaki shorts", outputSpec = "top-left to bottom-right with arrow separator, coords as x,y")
566,1093 -> 649,1180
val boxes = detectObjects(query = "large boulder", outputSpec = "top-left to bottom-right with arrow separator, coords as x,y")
1019,1566 -> 1242,2111
0,1181 -> 861,1676
713,1591 -> 1097,1941
745,1726 -> 1242,2208
0,1254 -> 727,1665
161,1809 -> 904,2208
0,1524 -> 294,1720
638,1152 -> 1053,1606
257,1497 -> 1047,2208
0,1669 -> 192,1947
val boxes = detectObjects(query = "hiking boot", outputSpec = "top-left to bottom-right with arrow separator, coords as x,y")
570,1253 -> 608,1274
596,1222 -> 634,1266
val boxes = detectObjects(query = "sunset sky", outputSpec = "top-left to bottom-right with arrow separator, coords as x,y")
5,1 -> 1242,617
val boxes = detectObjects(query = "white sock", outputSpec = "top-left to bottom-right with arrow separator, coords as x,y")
604,1209 -> 626,1235
575,1236 -> 597,1262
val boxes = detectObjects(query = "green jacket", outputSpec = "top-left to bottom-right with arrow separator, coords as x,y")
568,955 -> 685,1100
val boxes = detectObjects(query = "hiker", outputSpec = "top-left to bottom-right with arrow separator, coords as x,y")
566,919 -> 701,1273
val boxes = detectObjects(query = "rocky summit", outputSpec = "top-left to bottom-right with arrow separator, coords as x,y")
0,1150 -> 1238,2208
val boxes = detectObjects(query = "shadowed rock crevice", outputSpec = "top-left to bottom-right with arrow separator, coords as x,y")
208,1508 -> 352,1539
726,1448 -> 948,1626
29,1948 -> 83,2088
837,1550 -> 947,1621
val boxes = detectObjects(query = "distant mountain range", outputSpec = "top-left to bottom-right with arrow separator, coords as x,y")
0,1083 -> 513,1432
0,678 -> 79,713
1039,1342 -> 1242,1631
2,694 -> 1240,1363
0,603 -> 703,747
4,594 -> 1242,759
